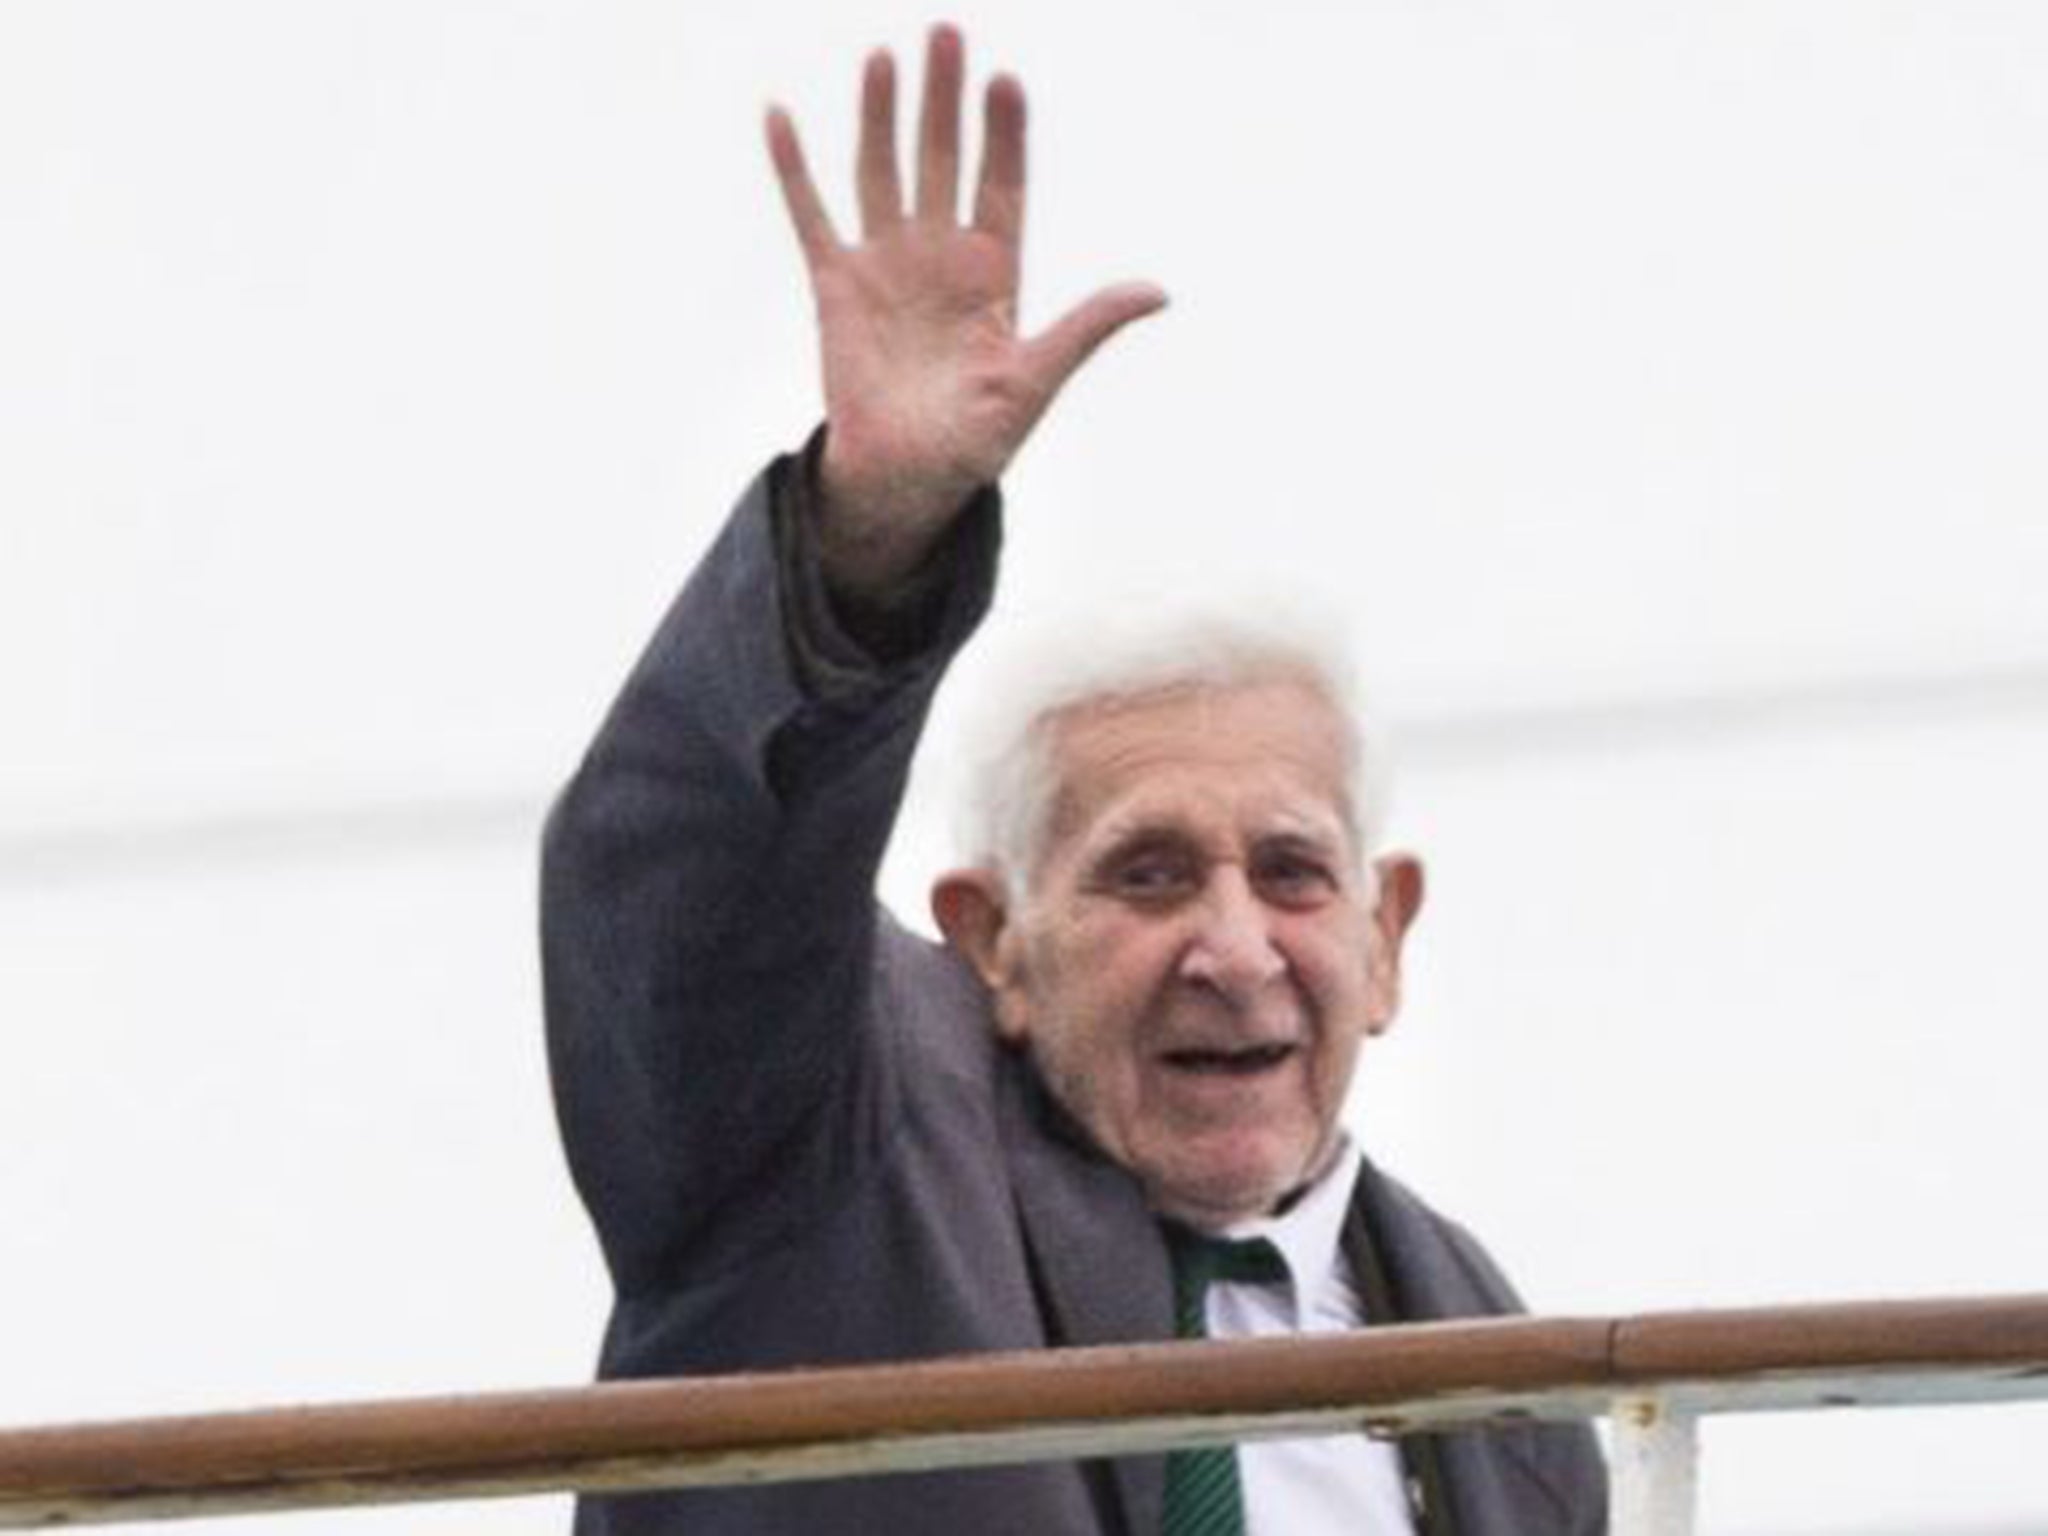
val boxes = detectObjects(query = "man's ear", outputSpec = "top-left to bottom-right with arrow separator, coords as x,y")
1363,853 -> 1426,1033
931,868 -> 1031,1041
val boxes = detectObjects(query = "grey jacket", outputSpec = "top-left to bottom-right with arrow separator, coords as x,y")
542,451 -> 1607,1535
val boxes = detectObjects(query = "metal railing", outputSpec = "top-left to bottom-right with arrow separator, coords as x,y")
1,1295 -> 2043,1533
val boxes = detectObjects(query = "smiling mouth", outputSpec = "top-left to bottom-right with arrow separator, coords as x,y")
1160,1043 -> 1298,1076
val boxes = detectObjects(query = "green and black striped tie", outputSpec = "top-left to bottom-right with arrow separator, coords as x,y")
1161,1228 -> 1289,1536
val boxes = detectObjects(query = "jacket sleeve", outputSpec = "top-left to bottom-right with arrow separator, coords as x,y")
540,446 -> 999,1297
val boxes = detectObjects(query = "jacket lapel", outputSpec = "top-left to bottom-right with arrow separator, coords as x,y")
995,1051 -> 1174,1536
1346,1156 -> 1510,1322
1345,1158 -> 1559,1536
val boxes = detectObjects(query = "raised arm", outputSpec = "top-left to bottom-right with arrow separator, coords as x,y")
545,30 -> 1156,1295
766,24 -> 1165,601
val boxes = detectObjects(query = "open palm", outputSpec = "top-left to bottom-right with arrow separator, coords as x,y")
767,27 -> 1164,594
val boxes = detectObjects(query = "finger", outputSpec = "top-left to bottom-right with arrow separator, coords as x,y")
914,22 -> 965,223
972,73 -> 1025,247
1025,282 -> 1169,396
766,106 -> 839,264
765,105 -> 840,266
856,49 -> 904,238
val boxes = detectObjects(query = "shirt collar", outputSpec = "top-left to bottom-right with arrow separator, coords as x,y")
1216,1134 -> 1362,1312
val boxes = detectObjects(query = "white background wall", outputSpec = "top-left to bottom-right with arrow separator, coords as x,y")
4,3 -> 2045,1532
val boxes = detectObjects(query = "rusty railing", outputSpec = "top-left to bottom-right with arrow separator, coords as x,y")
1,1294 -> 2044,1535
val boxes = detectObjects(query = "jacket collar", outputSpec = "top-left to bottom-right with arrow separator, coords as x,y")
994,1048 -> 1172,1536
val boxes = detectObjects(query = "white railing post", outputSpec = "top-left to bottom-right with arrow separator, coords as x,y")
1609,1392 -> 1699,1536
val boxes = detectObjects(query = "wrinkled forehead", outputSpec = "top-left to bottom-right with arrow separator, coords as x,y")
1036,677 -> 1360,860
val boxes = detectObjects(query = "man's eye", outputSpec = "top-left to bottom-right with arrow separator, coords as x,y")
1111,857 -> 1191,897
1256,854 -> 1334,901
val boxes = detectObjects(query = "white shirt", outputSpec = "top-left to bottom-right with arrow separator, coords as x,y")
1207,1137 -> 1420,1536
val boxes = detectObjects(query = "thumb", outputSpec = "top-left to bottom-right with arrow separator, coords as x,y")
1025,281 -> 1168,398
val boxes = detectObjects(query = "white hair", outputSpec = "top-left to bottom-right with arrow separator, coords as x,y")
955,604 -> 1393,898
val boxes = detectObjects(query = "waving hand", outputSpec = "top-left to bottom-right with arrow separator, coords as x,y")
767,26 -> 1165,597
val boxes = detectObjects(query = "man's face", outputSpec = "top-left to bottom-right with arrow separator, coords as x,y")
948,679 -> 1420,1229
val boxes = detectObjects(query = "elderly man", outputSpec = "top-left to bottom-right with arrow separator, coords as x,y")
542,25 -> 1605,1536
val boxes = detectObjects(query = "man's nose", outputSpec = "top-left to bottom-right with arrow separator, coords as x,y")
1177,869 -> 1286,998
